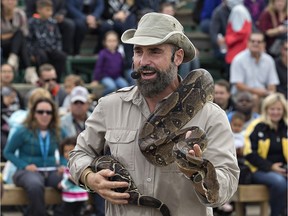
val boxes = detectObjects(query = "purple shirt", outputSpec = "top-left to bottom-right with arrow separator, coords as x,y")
93,48 -> 124,81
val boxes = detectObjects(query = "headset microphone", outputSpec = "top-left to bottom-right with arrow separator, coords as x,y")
131,71 -> 141,79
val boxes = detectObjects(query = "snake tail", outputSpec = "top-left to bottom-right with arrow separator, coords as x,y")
128,192 -> 170,216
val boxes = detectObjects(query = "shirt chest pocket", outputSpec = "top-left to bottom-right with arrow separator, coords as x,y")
105,129 -> 137,171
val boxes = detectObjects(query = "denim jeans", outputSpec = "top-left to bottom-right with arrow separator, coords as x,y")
101,76 -> 129,96
252,170 -> 287,216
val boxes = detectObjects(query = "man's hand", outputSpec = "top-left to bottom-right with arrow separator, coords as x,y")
177,131 -> 204,178
86,15 -> 98,29
272,162 -> 288,177
54,14 -> 64,23
25,164 -> 38,172
85,169 -> 130,204
113,11 -> 127,22
186,130 -> 203,158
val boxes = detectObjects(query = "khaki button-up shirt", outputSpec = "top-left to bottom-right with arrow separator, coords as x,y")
68,86 -> 239,216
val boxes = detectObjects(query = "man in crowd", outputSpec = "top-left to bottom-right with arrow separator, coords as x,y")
230,31 -> 279,112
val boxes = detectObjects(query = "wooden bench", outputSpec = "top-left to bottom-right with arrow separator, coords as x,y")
1,184 -> 62,206
231,184 -> 270,216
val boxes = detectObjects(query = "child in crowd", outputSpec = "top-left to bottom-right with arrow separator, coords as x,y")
27,0 -> 66,81
60,75 -> 84,114
230,111 -> 246,157
58,136 -> 89,216
91,30 -> 129,96
230,111 -> 252,185
216,112 -> 246,214
1,86 -> 20,161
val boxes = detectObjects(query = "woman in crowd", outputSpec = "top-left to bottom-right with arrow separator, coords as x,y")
4,97 -> 67,216
1,0 -> 38,83
0,63 -> 24,109
244,92 -> 287,216
256,0 -> 288,56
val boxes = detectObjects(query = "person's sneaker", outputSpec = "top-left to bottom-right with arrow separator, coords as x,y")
25,67 -> 39,84
7,53 -> 19,72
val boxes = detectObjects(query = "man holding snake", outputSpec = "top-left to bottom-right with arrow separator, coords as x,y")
68,12 -> 239,216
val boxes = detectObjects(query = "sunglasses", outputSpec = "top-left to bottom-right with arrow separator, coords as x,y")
43,78 -> 57,83
35,110 -> 53,115
249,39 -> 263,44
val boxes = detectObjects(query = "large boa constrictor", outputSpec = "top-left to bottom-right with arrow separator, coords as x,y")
90,69 -> 219,216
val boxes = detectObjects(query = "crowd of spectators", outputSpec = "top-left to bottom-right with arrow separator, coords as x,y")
1,0 -> 287,216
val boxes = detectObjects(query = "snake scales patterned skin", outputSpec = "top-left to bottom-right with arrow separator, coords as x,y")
90,69 -> 219,216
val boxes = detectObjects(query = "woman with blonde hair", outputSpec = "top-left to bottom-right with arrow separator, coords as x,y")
4,97 -> 67,216
244,92 -> 287,216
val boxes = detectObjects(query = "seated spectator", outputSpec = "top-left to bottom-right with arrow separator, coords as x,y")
275,38 -> 287,98
159,2 -> 200,79
60,86 -> 105,216
256,0 -> 287,56
1,0 -> 38,84
0,63 -> 24,108
0,64 -> 24,157
225,0 -> 252,80
213,79 -> 236,113
91,30 -> 129,96
2,88 -> 52,184
61,86 -> 91,137
244,0 -> 266,27
27,0 -> 66,81
98,0 -> 137,69
66,0 -> 104,55
25,0 -> 76,55
244,93 -> 287,216
231,111 -> 246,157
227,91 -> 260,131
3,97 -> 67,216
37,64 -> 67,107
1,86 -> 21,161
8,88 -> 52,141
58,136 -> 89,216
230,31 -> 279,112
61,74 -> 84,114
199,0 -> 222,34
231,111 -> 252,186
209,0 -> 231,62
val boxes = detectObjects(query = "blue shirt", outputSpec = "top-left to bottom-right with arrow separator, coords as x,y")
4,125 -> 66,169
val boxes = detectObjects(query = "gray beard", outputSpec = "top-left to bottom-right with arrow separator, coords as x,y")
136,63 -> 177,98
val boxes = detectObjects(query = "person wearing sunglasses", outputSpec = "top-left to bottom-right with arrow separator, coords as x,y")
37,63 -> 67,107
230,31 -> 279,113
4,97 -> 67,216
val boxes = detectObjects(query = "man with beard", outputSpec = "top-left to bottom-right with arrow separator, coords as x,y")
68,12 -> 239,216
